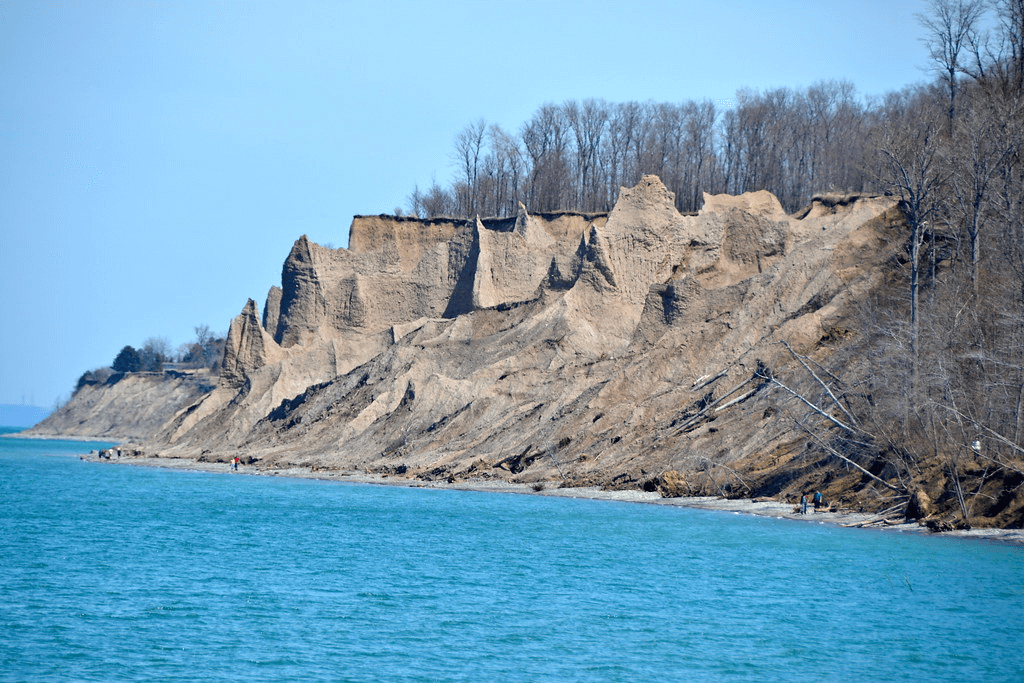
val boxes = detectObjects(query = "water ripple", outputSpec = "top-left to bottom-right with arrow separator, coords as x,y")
2,438 -> 1022,681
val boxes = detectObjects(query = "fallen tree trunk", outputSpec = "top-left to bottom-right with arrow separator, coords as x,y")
794,419 -> 905,494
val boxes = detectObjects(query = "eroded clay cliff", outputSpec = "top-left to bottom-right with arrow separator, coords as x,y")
118,176 -> 912,508
41,175 -> 1015,527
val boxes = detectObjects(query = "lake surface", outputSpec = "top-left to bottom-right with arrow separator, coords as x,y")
1,428 -> 1022,681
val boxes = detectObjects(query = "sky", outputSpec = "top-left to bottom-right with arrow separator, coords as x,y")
1,0 -> 939,410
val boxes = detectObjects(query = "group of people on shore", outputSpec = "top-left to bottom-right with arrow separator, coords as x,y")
800,491 -> 824,514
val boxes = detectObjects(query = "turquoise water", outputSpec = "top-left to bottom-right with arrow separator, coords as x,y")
1,429 -> 1022,682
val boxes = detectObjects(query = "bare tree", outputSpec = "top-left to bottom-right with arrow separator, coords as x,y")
565,99 -> 609,211
681,99 -> 718,210
408,180 -> 454,218
989,0 -> 1024,92
917,0 -> 988,133
483,124 -> 525,217
181,325 -> 224,370
522,104 -> 571,212
453,119 -> 488,216
875,90 -> 947,372
948,91 -> 1017,291
141,336 -> 171,372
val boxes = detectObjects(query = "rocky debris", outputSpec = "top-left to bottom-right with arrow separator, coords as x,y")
906,489 -> 934,520
648,470 -> 689,498
96,446 -> 144,459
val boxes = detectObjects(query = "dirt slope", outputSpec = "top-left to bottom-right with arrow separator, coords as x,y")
24,370 -> 215,442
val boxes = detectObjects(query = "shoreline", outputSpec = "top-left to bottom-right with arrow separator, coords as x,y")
1,430 -> 130,443
80,451 -> 1024,546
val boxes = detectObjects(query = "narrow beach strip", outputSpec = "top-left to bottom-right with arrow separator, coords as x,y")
79,451 -> 1024,545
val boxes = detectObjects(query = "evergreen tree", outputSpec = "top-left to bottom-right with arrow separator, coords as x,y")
112,345 -> 142,373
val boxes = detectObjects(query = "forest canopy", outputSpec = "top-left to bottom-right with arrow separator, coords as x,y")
409,1 -> 1022,221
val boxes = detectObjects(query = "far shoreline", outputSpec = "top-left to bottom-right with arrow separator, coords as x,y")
1,429 -> 128,443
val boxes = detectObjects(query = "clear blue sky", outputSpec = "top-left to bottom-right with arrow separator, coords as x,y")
2,0 -> 935,409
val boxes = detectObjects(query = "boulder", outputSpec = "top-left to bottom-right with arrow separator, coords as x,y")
906,489 -> 934,520
655,470 -> 690,498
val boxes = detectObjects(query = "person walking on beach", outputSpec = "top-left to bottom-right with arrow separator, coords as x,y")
800,493 -> 808,514
813,491 -> 823,512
